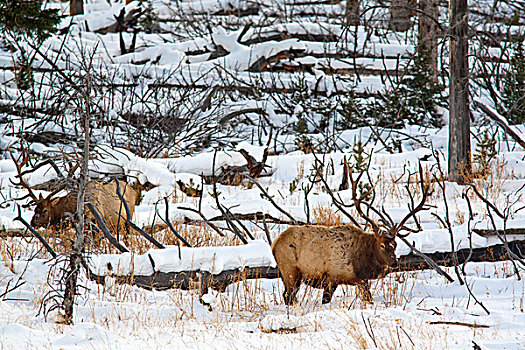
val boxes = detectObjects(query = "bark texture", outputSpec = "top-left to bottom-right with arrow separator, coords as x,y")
448,0 -> 471,182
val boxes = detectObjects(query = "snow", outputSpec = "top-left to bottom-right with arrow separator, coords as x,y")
89,240 -> 276,275
0,259 -> 524,349
0,0 -> 524,348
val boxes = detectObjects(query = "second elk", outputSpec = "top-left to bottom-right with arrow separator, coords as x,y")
29,180 -> 137,239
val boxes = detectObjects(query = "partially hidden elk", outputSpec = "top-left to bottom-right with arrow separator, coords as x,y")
30,180 -> 137,236
272,225 -> 397,304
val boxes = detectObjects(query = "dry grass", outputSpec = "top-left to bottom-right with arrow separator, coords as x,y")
375,272 -> 415,308
312,205 -> 343,226
217,275 -> 272,317
24,218 -> 240,256
346,322 -> 369,349
3,152 -> 519,343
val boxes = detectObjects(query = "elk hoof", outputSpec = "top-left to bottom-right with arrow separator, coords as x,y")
283,292 -> 295,305
322,295 -> 332,304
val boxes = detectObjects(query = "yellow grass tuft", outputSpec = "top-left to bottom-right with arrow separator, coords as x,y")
312,205 -> 343,226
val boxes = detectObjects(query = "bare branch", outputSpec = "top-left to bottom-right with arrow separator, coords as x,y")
13,205 -> 57,258
87,203 -> 129,253
113,179 -> 166,249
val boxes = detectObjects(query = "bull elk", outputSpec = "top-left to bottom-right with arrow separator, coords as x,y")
9,150 -> 137,235
272,163 -> 432,305
29,180 -> 137,236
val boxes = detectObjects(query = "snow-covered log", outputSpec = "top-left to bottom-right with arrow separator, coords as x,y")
85,238 -> 525,295
86,240 -> 277,292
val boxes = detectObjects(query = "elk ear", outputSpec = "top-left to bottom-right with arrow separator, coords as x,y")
38,193 -> 44,200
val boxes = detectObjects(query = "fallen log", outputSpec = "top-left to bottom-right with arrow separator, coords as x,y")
474,100 -> 525,150
0,228 -> 31,238
473,228 -> 525,236
85,238 -> 525,297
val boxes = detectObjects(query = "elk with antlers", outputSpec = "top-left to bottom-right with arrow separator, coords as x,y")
10,150 -> 137,237
272,162 -> 432,305
29,180 -> 137,236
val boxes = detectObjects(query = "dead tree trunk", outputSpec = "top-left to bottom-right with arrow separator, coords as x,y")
448,0 -> 471,182
418,0 -> 439,80
61,71 -> 91,324
345,0 -> 360,26
70,0 -> 84,16
389,0 -> 415,32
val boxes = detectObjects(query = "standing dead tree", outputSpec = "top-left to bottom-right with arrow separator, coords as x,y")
389,0 -> 416,32
60,52 -> 94,324
418,0 -> 440,80
448,0 -> 472,182
345,0 -> 360,26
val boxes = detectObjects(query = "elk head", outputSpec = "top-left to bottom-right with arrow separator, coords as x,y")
30,194 -> 60,228
9,149 -> 71,228
374,234 -> 398,270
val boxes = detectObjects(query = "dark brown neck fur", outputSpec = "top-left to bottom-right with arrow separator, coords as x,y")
48,194 -> 77,226
352,235 -> 387,281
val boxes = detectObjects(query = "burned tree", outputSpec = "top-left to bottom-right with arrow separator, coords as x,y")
70,0 -> 83,16
389,0 -> 416,32
418,0 -> 440,80
345,0 -> 360,26
448,0 -> 471,182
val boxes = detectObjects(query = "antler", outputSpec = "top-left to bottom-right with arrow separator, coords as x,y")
8,148 -> 39,204
389,162 -> 433,238
349,161 -> 433,238
349,169 -> 381,235
9,149 -> 73,206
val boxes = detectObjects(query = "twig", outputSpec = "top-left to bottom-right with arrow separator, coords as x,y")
212,150 -> 248,244
361,313 -> 377,348
262,213 -> 272,246
161,197 -> 192,247
310,152 -> 361,228
466,185 -> 525,271
87,203 -> 129,253
474,100 -> 525,150
432,157 -> 464,285
14,205 -> 57,258
429,321 -> 489,328
0,262 -> 28,300
222,204 -> 255,240
398,236 -> 454,282
177,206 -> 225,236
113,179 -> 165,249
245,175 -> 299,226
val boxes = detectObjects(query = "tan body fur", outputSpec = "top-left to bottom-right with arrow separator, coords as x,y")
31,180 -> 137,236
272,225 -> 397,304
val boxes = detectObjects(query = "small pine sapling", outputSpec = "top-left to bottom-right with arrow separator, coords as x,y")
352,140 -> 373,201
502,42 -> 525,125
364,49 -> 446,129
473,130 -> 497,176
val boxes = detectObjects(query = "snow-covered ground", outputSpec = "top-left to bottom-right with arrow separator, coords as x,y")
0,123 -> 523,348
1,0 -> 525,348
0,258 -> 523,349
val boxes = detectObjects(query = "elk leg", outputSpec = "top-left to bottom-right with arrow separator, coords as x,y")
358,281 -> 372,303
322,282 -> 337,304
281,268 -> 301,305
